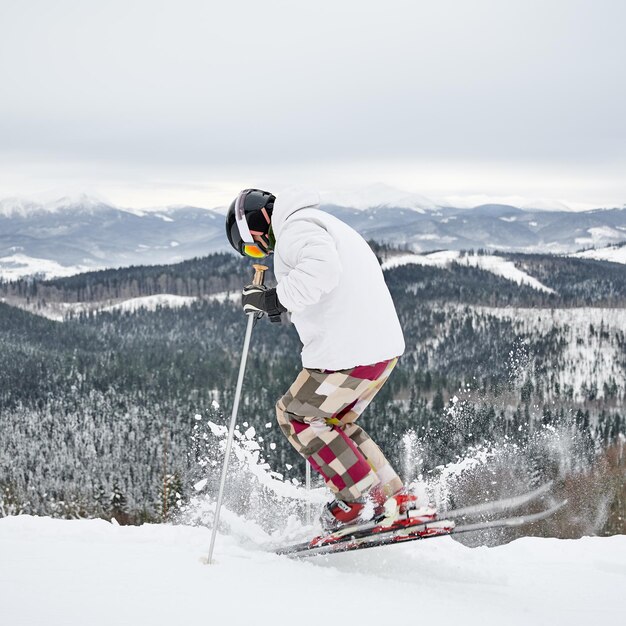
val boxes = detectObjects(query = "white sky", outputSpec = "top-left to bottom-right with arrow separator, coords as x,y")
0,0 -> 625,209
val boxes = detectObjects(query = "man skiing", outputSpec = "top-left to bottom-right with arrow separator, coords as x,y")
225,187 -> 417,531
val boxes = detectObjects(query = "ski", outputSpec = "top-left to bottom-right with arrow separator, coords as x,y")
277,480 -> 555,556
276,500 -> 566,558
441,480 -> 554,520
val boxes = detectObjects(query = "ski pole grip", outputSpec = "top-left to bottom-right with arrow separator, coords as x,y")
252,264 -> 268,287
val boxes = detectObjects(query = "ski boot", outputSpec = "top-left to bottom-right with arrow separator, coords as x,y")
318,483 -> 398,532
319,497 -> 374,532
320,487 -> 430,533
378,490 -> 437,529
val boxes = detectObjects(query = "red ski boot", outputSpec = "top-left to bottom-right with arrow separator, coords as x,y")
319,497 -> 373,532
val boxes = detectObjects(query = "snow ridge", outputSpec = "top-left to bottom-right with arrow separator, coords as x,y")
0,254 -> 96,281
101,294 -> 198,314
570,243 -> 626,265
382,251 -> 556,294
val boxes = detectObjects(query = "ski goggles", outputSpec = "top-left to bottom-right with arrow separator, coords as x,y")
241,243 -> 267,258
234,189 -> 269,258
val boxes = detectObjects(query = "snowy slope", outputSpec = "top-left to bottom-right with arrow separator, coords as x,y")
101,292 -> 239,313
101,294 -> 199,313
570,244 -> 626,264
0,253 -> 97,281
382,251 -> 556,293
0,515 -> 623,626
3,291 -> 240,321
574,226 -> 625,246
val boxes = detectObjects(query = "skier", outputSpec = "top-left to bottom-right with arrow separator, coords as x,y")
225,187 -> 418,531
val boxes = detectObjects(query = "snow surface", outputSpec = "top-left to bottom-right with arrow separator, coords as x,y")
0,515 -> 623,626
97,292 -> 239,314
101,294 -> 198,314
382,251 -> 556,293
4,291 -> 240,321
0,253 -> 97,281
574,226 -> 625,246
570,244 -> 626,265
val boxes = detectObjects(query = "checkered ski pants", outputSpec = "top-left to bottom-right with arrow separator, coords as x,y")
276,357 -> 403,502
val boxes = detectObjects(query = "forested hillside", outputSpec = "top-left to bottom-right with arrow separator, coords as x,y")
2,248 -> 625,307
0,250 -> 624,535
0,254 -> 248,303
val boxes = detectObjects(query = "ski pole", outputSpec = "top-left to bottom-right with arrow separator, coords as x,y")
305,460 -> 312,525
207,263 -> 267,564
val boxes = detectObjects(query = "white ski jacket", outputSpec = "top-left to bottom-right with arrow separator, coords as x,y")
273,188 -> 405,370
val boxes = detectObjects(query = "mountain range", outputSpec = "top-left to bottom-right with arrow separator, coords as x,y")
1,194 -> 625,279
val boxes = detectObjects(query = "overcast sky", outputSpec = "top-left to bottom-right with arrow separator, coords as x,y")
1,0 -> 624,209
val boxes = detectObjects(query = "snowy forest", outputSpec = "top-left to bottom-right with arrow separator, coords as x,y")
0,248 -> 624,537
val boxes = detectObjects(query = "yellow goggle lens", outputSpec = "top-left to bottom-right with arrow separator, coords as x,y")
242,243 -> 267,259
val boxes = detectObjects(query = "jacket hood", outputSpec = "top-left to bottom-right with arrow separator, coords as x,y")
271,187 -> 320,237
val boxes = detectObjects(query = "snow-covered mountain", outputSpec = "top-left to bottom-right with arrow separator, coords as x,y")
327,204 -> 626,254
320,183 -> 439,212
0,193 -> 117,217
0,196 -> 229,278
1,194 -> 625,280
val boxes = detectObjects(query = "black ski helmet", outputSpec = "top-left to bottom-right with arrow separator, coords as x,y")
225,188 -> 276,258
